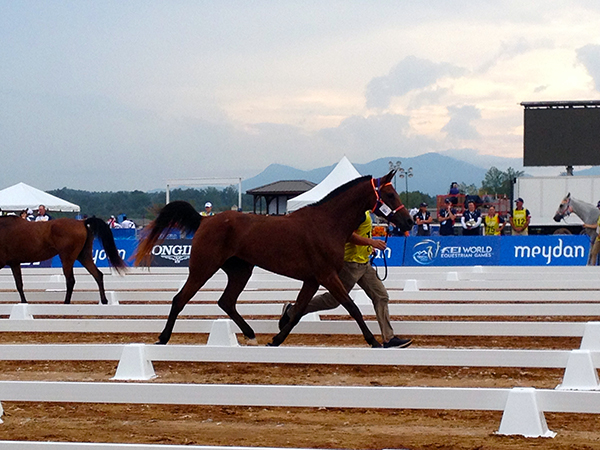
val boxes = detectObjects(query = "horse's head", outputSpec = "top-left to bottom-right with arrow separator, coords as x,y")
371,171 -> 414,232
553,193 -> 572,222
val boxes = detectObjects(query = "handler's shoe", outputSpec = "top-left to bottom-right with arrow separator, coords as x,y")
278,303 -> 293,331
383,336 -> 412,348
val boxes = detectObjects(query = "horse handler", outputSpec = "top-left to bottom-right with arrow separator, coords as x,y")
583,200 -> 600,265
279,210 -> 412,348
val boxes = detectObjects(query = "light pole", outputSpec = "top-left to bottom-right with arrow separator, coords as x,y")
398,167 -> 413,204
388,160 -> 402,190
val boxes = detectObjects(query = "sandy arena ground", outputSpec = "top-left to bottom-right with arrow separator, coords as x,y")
0,328 -> 598,450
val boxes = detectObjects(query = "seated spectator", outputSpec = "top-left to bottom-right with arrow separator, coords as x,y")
120,215 -> 136,229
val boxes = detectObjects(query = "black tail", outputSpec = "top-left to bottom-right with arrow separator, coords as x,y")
85,217 -> 127,274
135,201 -> 202,266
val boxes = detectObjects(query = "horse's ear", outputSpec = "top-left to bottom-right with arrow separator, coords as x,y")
384,170 -> 396,182
567,192 -> 571,198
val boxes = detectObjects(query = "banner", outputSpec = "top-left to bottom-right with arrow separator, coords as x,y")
29,234 -> 590,269
402,236 -> 501,266
499,235 -> 589,266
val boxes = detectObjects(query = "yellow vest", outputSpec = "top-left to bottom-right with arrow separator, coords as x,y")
512,209 -> 527,228
344,211 -> 372,264
484,214 -> 501,236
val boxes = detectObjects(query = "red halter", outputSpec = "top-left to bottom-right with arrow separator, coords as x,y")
371,178 -> 405,216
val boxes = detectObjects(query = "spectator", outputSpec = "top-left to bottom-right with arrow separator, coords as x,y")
107,215 -> 119,228
201,201 -> 215,217
120,215 -> 136,229
483,205 -> 505,236
19,209 -> 28,220
26,208 -> 35,221
449,182 -> 460,195
413,202 -> 432,236
438,198 -> 457,236
509,198 -> 531,235
279,211 -> 412,348
461,199 -> 482,236
35,205 -> 52,222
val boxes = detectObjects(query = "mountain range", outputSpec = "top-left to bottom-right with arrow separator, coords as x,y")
242,151 -> 600,196
241,152 -> 514,196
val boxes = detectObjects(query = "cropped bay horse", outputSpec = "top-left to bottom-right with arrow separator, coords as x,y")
0,216 -> 127,304
135,171 -> 414,347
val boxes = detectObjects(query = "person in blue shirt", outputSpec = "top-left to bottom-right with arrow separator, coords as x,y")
461,199 -> 482,236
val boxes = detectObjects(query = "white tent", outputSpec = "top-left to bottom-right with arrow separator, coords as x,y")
287,156 -> 362,212
0,182 -> 80,212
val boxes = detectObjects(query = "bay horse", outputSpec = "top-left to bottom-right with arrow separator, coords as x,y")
0,216 -> 127,304
135,171 -> 413,347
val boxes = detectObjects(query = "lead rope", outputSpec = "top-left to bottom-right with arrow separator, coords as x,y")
370,224 -> 389,281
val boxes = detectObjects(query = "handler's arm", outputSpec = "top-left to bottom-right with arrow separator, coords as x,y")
348,232 -> 386,251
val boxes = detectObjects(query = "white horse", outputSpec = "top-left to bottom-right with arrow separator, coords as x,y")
554,193 -> 599,264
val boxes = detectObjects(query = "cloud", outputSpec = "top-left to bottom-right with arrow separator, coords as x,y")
365,56 -> 466,110
576,44 -> 600,91
319,113 -> 439,160
477,37 -> 554,73
442,105 -> 481,140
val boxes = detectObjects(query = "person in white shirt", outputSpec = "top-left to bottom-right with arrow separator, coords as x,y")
35,205 -> 52,222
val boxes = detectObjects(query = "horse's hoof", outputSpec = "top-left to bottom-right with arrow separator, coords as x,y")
101,299 -> 108,305
266,342 -> 279,347
371,341 -> 382,348
155,340 -> 167,345
64,301 -> 71,305
244,338 -> 259,346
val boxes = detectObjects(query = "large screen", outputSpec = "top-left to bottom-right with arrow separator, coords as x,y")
522,102 -> 600,166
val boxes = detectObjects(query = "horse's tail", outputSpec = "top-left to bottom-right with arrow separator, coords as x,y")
134,201 -> 202,267
84,217 -> 128,274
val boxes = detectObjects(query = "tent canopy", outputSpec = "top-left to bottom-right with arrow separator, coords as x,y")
287,156 -> 362,212
0,182 -> 80,212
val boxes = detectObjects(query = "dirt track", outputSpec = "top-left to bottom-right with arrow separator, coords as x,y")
0,331 -> 598,450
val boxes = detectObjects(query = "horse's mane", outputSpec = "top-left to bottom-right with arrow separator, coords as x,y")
308,175 -> 371,208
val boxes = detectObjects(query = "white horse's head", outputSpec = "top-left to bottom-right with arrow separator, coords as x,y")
553,193 -> 571,222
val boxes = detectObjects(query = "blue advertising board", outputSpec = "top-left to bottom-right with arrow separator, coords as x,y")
402,236 -> 502,266
499,235 -> 589,266
33,234 -> 590,269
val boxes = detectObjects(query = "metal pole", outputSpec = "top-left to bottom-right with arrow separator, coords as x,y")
238,178 -> 243,211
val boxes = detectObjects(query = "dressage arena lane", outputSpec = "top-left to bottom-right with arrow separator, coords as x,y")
0,331 -> 599,449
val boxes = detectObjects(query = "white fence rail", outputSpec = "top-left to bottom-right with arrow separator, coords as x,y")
2,266 -> 600,442
1,380 -> 600,437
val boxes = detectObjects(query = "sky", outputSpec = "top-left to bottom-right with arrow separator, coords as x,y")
2,1 -> 600,192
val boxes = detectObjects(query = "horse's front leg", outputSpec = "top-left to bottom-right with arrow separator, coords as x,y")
61,264 -> 76,304
269,279 -> 320,347
9,264 -> 27,303
218,259 -> 257,345
322,273 -> 381,348
158,272 -> 208,344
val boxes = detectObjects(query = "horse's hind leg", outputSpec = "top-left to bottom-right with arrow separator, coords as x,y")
158,262 -> 221,345
9,263 -> 27,303
77,254 -> 108,304
218,258 -> 256,344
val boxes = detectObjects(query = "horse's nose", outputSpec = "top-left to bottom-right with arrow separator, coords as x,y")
553,214 -> 562,222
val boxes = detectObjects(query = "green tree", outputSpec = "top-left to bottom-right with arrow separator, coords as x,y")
480,166 -> 525,196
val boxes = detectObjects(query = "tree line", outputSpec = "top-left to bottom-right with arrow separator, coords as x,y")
48,186 -> 251,220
